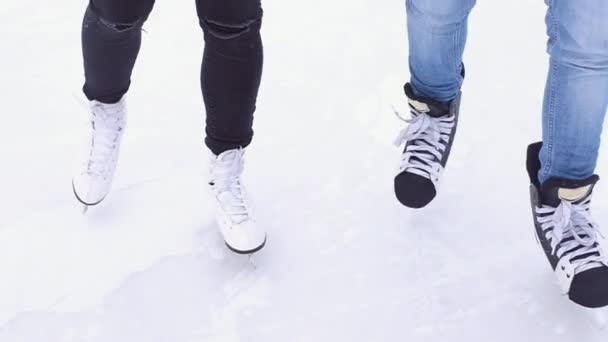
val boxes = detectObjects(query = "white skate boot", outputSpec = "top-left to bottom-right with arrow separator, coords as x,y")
72,98 -> 127,210
209,149 -> 266,254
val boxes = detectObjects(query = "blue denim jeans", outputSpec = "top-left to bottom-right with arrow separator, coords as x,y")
406,0 -> 608,183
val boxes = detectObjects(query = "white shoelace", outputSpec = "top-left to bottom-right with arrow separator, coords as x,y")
394,106 -> 456,184
536,196 -> 608,274
210,149 -> 250,224
86,101 -> 126,179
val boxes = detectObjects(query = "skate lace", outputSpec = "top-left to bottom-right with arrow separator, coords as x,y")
85,101 -> 126,178
210,149 -> 251,224
393,105 -> 455,184
536,196 -> 608,274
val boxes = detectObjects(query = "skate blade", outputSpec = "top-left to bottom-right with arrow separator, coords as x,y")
223,241 -> 264,269
224,238 -> 267,256
248,254 -> 257,269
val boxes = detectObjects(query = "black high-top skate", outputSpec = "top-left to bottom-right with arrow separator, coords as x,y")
394,83 -> 462,208
527,142 -> 608,308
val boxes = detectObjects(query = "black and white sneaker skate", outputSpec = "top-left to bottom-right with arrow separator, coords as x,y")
527,142 -> 608,308
393,83 -> 462,208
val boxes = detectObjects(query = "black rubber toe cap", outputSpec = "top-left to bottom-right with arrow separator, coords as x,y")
394,172 -> 436,209
569,267 -> 608,308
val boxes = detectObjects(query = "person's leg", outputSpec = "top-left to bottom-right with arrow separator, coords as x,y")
82,0 -> 156,103
196,0 -> 266,254
393,0 -> 475,209
74,0 -> 155,208
406,0 -> 475,102
525,0 -> 608,309
539,0 -> 608,183
196,0 -> 264,155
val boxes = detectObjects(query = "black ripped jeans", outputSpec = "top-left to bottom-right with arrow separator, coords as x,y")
82,0 -> 263,155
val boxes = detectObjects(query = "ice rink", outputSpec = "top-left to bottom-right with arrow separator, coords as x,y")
1,0 -> 608,341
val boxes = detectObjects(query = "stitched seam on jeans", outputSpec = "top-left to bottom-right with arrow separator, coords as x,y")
458,3 -> 465,86
544,0 -> 560,179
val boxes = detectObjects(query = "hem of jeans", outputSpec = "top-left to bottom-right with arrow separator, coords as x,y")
408,81 -> 461,103
539,171 -> 597,185
205,138 -> 252,156
83,86 -> 127,104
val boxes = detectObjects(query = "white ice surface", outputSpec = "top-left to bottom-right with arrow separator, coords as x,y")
1,0 -> 608,341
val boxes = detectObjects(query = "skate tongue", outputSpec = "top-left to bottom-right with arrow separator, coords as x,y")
558,186 -> 592,201
540,176 -> 599,207
404,83 -> 451,118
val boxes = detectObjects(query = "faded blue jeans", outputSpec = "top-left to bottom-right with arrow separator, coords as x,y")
406,0 -> 608,183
